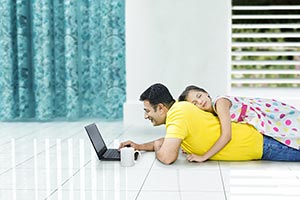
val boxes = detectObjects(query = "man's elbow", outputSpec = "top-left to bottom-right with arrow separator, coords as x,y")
159,157 -> 176,165
156,152 -> 177,165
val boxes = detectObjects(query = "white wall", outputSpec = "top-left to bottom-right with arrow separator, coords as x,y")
124,0 -> 231,126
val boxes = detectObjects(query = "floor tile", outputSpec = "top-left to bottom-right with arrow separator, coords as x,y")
0,189 -> 47,200
0,168 -> 71,190
47,190 -> 139,200
61,166 -> 151,191
179,169 -> 224,192
136,191 -> 181,200
181,191 -> 226,200
141,169 -> 179,191
1,121 -> 300,200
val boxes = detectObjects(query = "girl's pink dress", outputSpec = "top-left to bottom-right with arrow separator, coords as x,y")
213,96 -> 300,149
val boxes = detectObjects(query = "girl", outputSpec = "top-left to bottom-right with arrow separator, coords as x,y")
178,85 -> 300,163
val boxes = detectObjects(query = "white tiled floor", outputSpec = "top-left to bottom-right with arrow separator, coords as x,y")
1,121 -> 300,200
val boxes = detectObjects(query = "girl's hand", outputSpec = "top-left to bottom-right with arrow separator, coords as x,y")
186,154 -> 207,163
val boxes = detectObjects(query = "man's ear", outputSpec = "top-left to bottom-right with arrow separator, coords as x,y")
157,103 -> 166,114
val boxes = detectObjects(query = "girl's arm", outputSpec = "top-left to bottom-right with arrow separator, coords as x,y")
187,98 -> 232,162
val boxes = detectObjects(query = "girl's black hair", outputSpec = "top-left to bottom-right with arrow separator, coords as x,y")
178,85 -> 209,101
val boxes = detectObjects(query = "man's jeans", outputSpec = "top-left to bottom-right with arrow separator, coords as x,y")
262,136 -> 300,161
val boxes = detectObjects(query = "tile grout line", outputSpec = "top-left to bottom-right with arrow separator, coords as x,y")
44,160 -> 92,200
288,165 -> 300,180
134,154 -> 156,200
0,121 -> 98,147
43,126 -> 131,199
0,121 -> 99,175
0,130 -> 82,176
177,169 -> 182,200
218,162 -> 228,200
0,123 -> 57,146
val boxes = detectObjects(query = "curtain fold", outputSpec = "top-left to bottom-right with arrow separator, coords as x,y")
0,0 -> 126,121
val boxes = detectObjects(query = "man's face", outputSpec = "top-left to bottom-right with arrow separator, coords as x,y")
143,100 -> 166,126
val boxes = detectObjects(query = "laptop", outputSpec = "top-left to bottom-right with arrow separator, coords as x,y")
84,123 -> 120,161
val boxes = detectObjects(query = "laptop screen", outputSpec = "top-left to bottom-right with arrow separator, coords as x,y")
85,123 -> 107,154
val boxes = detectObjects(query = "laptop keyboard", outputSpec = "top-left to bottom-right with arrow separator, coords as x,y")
104,149 -> 120,158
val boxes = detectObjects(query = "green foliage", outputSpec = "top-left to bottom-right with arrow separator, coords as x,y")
231,1 -> 300,88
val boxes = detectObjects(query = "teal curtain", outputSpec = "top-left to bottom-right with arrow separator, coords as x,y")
0,0 -> 126,121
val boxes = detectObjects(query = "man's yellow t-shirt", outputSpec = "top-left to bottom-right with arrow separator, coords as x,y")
165,101 -> 263,161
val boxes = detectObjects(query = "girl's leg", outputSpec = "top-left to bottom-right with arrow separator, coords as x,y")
262,136 -> 300,161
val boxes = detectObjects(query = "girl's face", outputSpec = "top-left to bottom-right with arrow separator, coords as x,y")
186,90 -> 212,111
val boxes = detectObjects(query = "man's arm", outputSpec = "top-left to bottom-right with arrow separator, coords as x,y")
119,137 -> 182,165
154,138 -> 182,165
119,138 -> 164,151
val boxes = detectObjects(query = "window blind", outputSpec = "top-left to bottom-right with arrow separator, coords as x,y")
231,0 -> 300,88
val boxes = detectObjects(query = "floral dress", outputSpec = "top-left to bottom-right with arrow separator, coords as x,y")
213,96 -> 300,150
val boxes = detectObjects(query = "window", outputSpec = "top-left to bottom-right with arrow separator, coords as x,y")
231,0 -> 300,93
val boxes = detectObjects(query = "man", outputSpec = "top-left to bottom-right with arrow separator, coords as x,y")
119,83 -> 300,164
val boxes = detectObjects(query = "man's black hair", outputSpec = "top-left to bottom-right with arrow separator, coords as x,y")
140,83 -> 175,109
